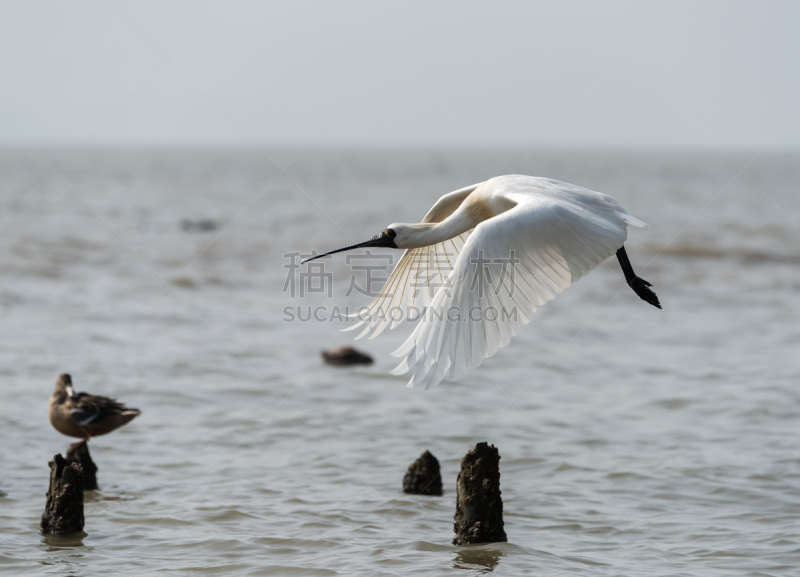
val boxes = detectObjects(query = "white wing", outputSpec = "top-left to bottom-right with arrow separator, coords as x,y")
390,188 -> 643,389
344,183 -> 481,340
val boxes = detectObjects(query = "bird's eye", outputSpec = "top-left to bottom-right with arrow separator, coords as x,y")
385,229 -> 396,238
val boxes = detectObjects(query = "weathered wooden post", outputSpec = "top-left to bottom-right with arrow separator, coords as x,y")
402,450 -> 443,496
41,454 -> 84,535
66,443 -> 98,491
453,442 -> 506,545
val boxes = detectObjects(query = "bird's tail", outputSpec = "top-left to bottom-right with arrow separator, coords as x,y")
622,214 -> 649,228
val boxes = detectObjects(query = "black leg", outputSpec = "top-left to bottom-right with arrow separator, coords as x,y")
616,246 -> 661,309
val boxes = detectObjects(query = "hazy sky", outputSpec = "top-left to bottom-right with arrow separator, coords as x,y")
1,0 -> 798,149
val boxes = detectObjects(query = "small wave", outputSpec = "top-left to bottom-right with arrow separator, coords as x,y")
652,398 -> 694,410
246,567 -> 337,576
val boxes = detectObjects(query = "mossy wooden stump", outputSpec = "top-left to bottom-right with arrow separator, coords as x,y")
66,443 -> 98,490
41,454 -> 84,535
402,450 -> 443,496
453,442 -> 506,545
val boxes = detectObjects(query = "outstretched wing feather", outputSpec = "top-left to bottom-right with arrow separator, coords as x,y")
391,196 -> 630,389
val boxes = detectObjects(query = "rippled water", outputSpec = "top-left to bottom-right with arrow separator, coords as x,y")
1,148 -> 799,576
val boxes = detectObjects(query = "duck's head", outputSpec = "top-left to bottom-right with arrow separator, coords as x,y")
54,373 -> 75,397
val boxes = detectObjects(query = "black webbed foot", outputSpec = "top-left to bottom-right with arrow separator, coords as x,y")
629,276 -> 661,309
616,246 -> 662,310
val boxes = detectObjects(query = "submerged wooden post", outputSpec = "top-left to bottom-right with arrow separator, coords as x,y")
402,450 -> 443,496
453,442 -> 507,545
66,443 -> 98,491
321,346 -> 373,366
41,454 -> 84,534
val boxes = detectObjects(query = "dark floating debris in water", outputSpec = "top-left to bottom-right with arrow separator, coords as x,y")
453,442 -> 507,546
403,450 -> 443,496
66,443 -> 98,491
321,346 -> 373,366
180,218 -> 218,233
41,454 -> 85,535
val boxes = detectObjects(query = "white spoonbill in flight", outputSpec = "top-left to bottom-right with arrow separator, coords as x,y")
304,175 -> 661,389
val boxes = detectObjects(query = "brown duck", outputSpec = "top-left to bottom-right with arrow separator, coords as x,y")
49,373 -> 141,447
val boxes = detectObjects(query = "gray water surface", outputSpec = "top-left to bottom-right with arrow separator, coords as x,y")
1,148 -> 799,576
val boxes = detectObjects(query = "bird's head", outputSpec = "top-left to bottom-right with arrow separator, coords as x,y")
302,223 -> 443,263
382,223 -> 440,249
302,228 -> 398,263
54,373 -> 75,397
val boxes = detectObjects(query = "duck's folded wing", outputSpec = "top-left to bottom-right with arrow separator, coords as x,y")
390,196 -> 630,389
344,183 -> 481,340
70,395 -> 129,425
69,405 -> 102,426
